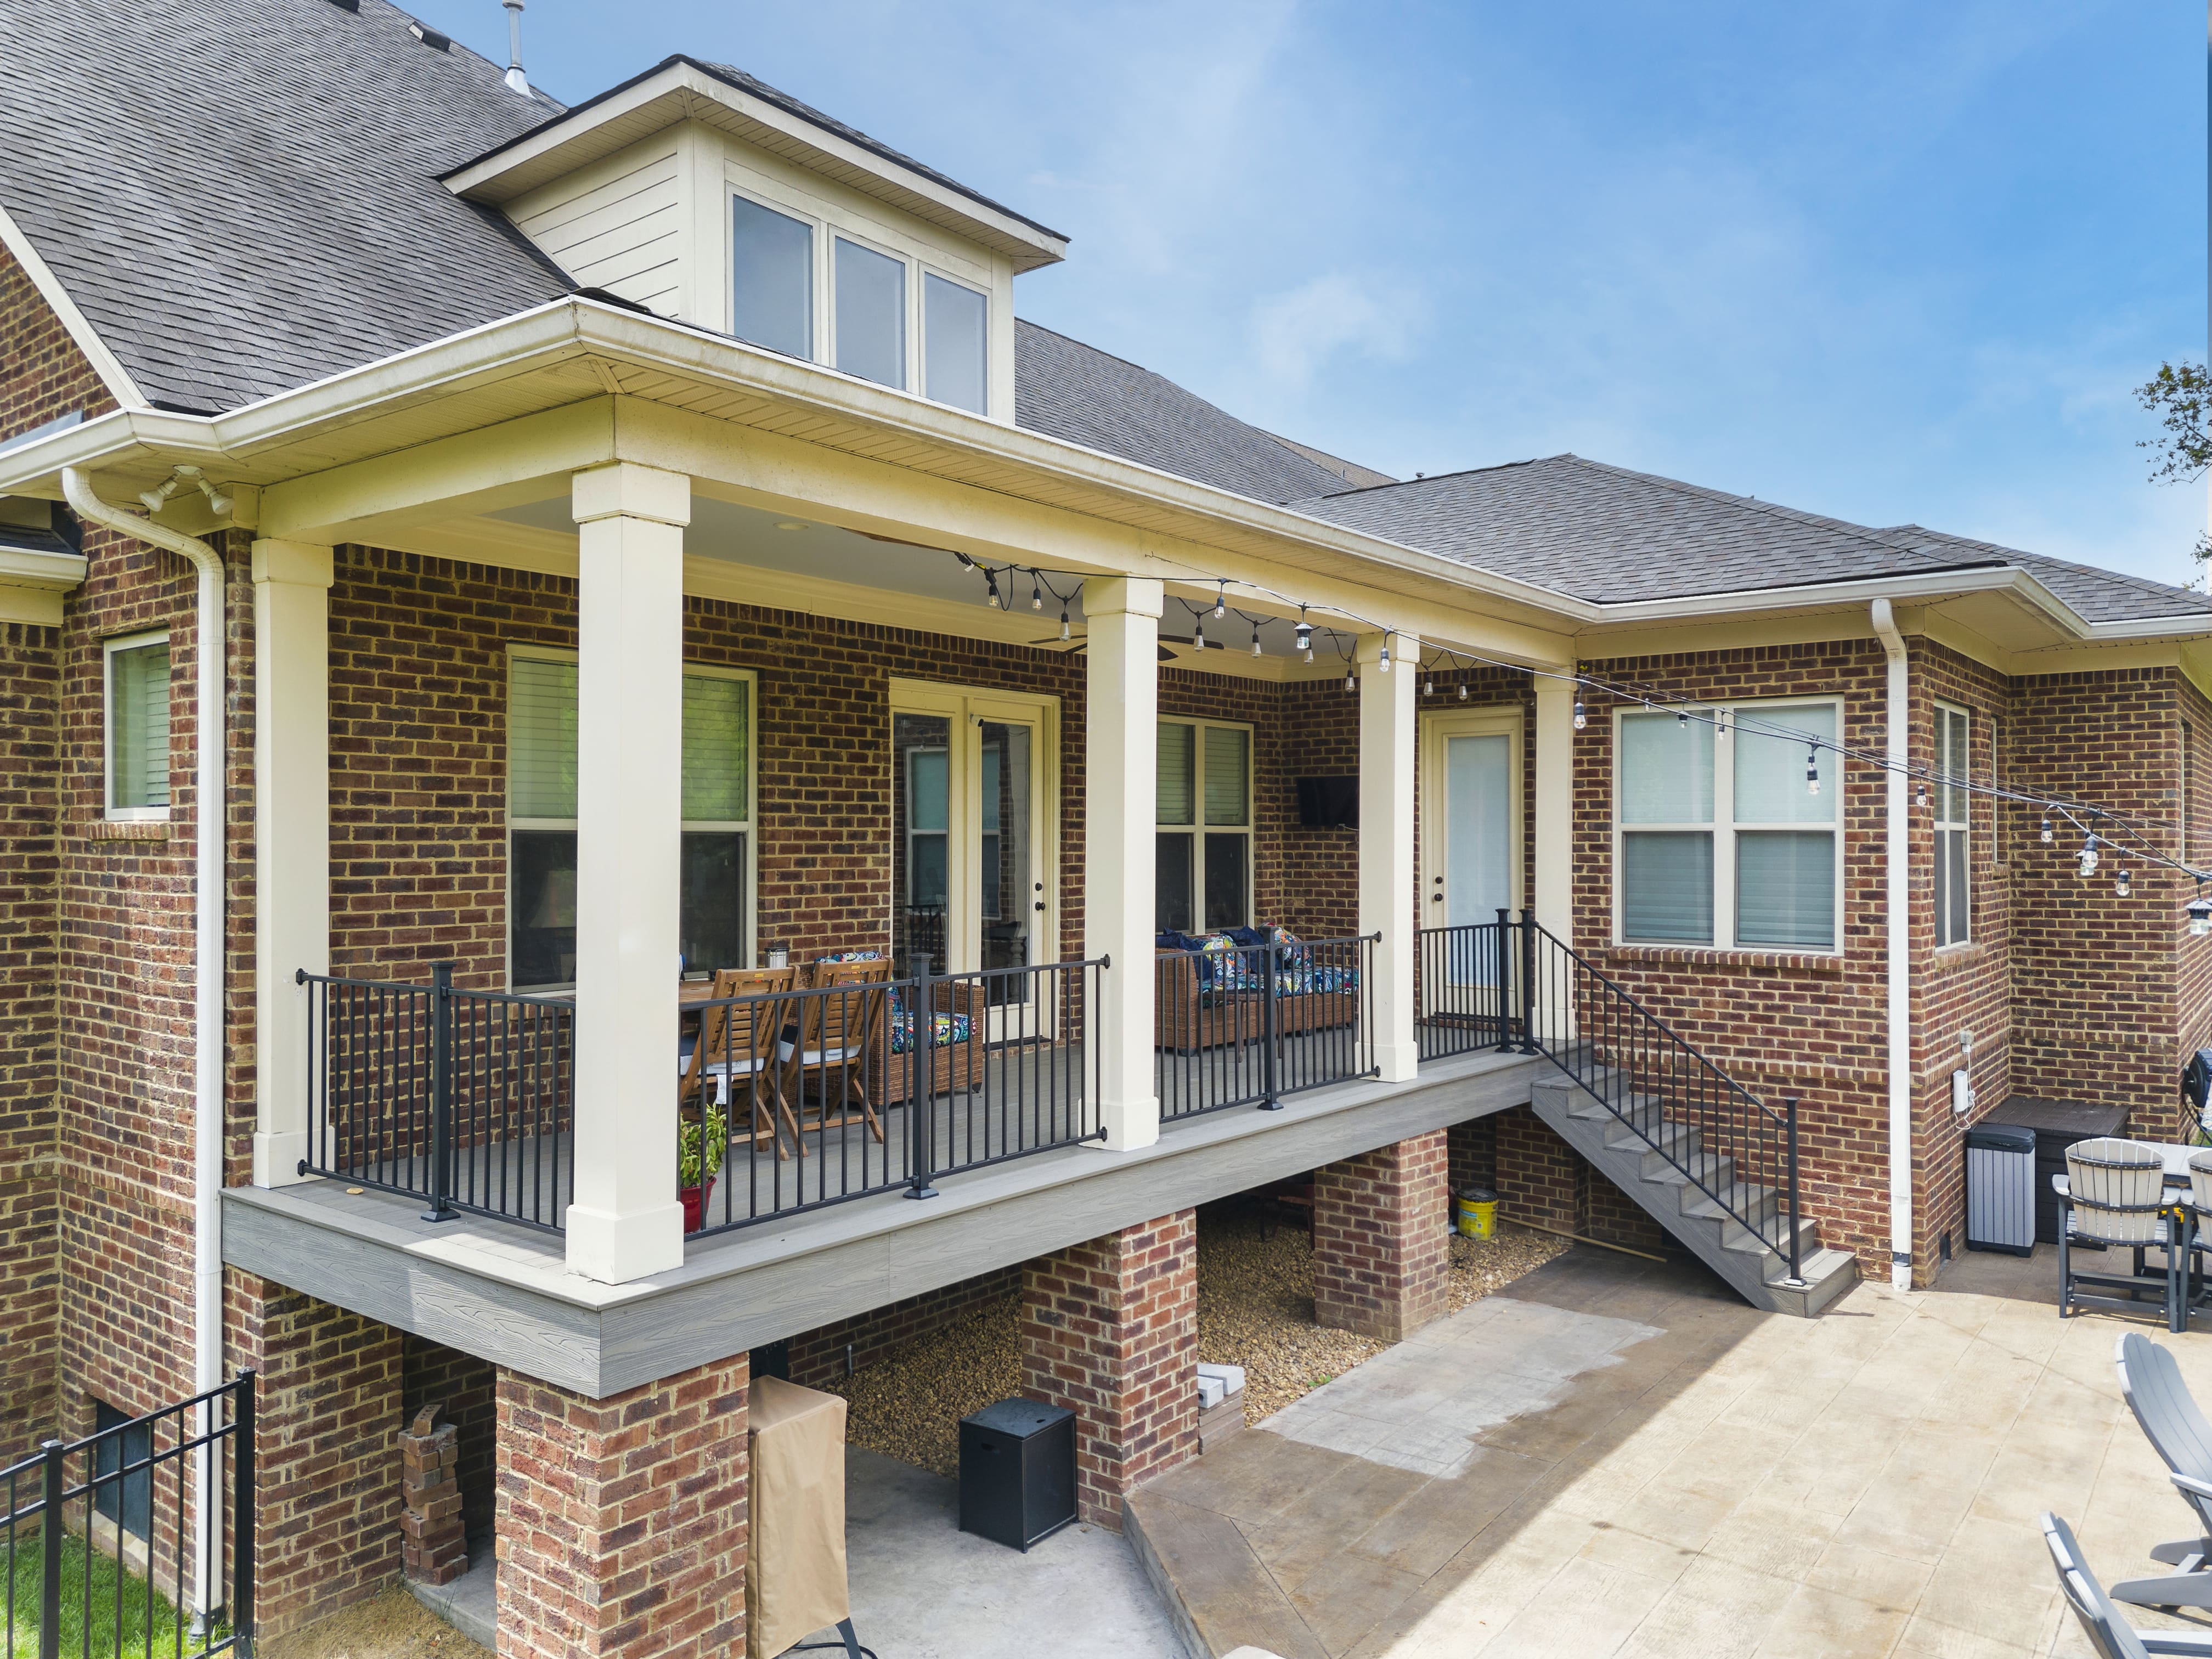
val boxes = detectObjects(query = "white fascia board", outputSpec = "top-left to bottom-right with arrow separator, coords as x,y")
0,202 -> 148,411
444,61 -> 1068,272
0,545 -> 88,590
1575,566 -> 2094,635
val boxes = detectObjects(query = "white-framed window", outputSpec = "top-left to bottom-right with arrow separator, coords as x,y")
1615,699 -> 1842,952
507,650 -> 757,990
833,234 -> 907,390
730,189 -> 815,360
1934,702 -> 1970,947
922,270 -> 988,414
1156,719 -> 1252,934
104,630 -> 171,820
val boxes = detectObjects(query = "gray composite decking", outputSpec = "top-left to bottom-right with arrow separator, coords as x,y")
224,1045 -> 1547,1396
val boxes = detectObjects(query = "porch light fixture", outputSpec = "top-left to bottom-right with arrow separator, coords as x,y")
2188,891 -> 2211,936
2116,866 -> 2132,899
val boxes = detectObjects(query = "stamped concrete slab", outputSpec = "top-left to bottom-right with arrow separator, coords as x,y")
1128,1244 -> 2212,1658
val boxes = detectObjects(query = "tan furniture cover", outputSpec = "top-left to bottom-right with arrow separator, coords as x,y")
747,1376 -> 851,1659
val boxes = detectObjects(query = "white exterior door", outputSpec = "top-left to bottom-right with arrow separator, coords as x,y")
1421,710 -> 1522,1012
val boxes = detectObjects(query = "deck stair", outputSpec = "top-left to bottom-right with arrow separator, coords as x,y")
1527,1065 -> 1859,1316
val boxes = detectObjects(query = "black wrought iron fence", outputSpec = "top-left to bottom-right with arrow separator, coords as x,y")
297,966 -> 573,1233
689,956 -> 1105,1237
1155,933 -> 1378,1120
1414,916 -> 1515,1060
3,1373 -> 254,1659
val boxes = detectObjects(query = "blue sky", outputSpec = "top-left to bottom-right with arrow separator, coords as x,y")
413,1 -> 2207,586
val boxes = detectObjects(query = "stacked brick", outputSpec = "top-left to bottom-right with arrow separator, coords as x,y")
1312,1131 -> 1451,1340
495,1353 -> 750,1659
1018,1211 -> 1198,1527
399,1404 -> 469,1585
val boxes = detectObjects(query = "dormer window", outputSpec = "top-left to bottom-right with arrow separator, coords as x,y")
924,274 -> 987,414
834,237 -> 906,390
730,193 -> 813,360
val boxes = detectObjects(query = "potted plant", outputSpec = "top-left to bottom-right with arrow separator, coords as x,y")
678,1103 -> 726,1233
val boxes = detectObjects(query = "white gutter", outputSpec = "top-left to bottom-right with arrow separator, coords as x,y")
1870,599 -> 1914,1291
61,467 -> 227,1620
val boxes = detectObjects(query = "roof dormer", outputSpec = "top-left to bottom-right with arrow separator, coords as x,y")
443,56 -> 1068,424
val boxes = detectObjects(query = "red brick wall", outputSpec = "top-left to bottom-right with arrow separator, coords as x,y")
0,238 -> 120,445
784,1263 -> 1017,1388
1019,1210 -> 1197,1527
1490,1104 -> 1671,1256
402,1335 -> 496,1541
2177,674 -> 2212,1110
496,1352 -> 749,1659
228,1272 -> 405,1638
1312,1130 -> 1451,1340
0,622 -> 60,1461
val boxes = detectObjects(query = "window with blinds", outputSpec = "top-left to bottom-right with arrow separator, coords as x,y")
507,654 -> 755,988
1933,703 -> 1970,947
105,635 -> 171,816
1616,699 -> 1840,951
1156,718 -> 1252,933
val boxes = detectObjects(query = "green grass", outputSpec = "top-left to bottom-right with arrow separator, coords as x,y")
4,1534 -> 221,1659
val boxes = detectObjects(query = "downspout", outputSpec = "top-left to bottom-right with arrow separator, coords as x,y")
1870,599 -> 1914,1291
61,467 -> 227,1620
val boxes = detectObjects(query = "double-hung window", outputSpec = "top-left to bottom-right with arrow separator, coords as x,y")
1933,703 -> 1970,946
508,653 -> 756,990
105,631 -> 171,820
1616,700 -> 1841,951
1156,720 -> 1251,933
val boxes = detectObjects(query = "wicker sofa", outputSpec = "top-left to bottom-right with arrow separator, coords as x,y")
1154,928 -> 1361,1054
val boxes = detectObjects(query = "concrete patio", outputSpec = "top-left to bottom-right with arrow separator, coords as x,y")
1127,1242 -> 2209,1659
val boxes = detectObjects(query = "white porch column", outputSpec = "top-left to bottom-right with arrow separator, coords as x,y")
1084,577 -> 1163,1151
1357,631 -> 1419,1082
251,539 -> 333,1187
566,462 -> 690,1283
1531,675 -> 1575,937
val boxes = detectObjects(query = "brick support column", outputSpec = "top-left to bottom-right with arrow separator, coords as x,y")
227,1274 -> 405,1638
494,1353 -> 749,1659
1312,1130 -> 1451,1341
1019,1210 -> 1197,1528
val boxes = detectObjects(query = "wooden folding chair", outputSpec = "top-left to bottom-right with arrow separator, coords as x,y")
791,960 -> 891,1147
680,967 -> 804,1159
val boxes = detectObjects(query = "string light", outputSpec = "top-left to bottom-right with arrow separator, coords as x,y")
2115,866 -> 2132,899
2080,834 -> 2100,878
1424,675 -> 1435,696
1252,623 -> 1264,658
1806,744 -> 1820,798
1678,709 -> 1689,729
1295,608 -> 1312,662
1345,667 -> 1356,692
1378,636 -> 1391,674
1458,683 -> 1468,699
1059,606 -> 1071,642
2190,891 -> 2212,937
984,568 -> 1002,608
2041,817 -> 2054,844
1915,782 -> 1928,810
1031,575 -> 1043,611
1193,614 -> 1206,650
1715,711 -> 1729,741
1213,582 -> 1226,619
1573,697 -> 1587,731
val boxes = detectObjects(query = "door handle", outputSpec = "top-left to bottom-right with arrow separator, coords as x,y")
1431,893 -> 1443,902
1034,901 -> 1046,912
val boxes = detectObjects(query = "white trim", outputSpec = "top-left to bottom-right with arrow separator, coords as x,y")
1932,699 -> 1971,950
0,201 -> 147,410
503,644 -> 759,989
1610,695 -> 1846,955
103,628 -> 172,821
1420,704 -> 1524,924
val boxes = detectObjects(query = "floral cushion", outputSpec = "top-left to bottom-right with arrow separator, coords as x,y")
1160,926 -> 1358,998
816,949 -> 885,963
890,1011 -> 973,1054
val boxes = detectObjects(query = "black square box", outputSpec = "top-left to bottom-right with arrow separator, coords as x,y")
957,1397 -> 1076,1551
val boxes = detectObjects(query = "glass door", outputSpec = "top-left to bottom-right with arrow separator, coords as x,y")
893,712 -> 952,977
1422,711 -> 1520,1028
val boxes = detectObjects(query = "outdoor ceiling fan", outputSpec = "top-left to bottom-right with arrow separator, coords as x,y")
1030,633 -> 1181,663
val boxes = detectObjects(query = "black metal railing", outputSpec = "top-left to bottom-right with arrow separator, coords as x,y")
1434,912 -> 1802,1282
1156,933 -> 1378,1120
690,956 -> 1104,1237
1414,917 -> 1514,1060
3,1372 -> 255,1659
298,966 -> 574,1233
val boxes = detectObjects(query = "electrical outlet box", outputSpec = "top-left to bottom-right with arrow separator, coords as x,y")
1951,1068 -> 1974,1116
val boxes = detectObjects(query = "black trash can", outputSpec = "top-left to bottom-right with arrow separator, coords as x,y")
1965,1122 -> 2036,1256
958,1398 -> 1076,1551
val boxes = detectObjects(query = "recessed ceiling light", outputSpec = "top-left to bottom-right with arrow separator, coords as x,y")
774,521 -> 806,531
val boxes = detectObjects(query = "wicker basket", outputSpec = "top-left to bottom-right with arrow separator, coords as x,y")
2066,1137 -> 2168,1245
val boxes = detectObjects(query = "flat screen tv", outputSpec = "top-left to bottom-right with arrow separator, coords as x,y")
1295,776 -> 1358,830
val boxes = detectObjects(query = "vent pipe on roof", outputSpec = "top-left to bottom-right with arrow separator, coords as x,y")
503,0 -> 529,94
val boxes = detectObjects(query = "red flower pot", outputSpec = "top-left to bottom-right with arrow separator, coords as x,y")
680,1178 -> 716,1233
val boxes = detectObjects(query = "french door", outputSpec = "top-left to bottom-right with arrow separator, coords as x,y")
889,681 -> 1057,1032
1421,709 -> 1521,1023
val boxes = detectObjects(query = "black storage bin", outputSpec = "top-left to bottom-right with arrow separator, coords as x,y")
1964,1122 -> 2036,1255
1995,1098 -> 2130,1244
958,1398 -> 1076,1551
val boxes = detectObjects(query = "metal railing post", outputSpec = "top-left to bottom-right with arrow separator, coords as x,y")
905,956 -> 939,1200
1517,909 -> 1539,1056
422,962 -> 457,1222
1257,941 -> 1282,1110
1782,1094 -> 1805,1287
37,1440 -> 62,1659
233,1370 -> 256,1659
1493,909 -> 1513,1053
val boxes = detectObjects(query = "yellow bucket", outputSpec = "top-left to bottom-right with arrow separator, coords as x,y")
1455,1188 -> 1498,1240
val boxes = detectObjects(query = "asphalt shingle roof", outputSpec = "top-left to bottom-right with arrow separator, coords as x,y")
1284,455 -> 2212,624
0,0 -> 572,412
1013,321 -> 1353,505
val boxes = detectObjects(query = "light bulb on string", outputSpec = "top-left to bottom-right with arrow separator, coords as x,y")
1458,683 -> 1468,700
2190,891 -> 2212,938
1715,712 -> 1729,741
1805,744 -> 1820,798
1678,709 -> 1689,729
1030,575 -> 1043,611
1295,609 -> 1311,658
1378,636 -> 1391,674
1915,782 -> 1928,811
1345,667 -> 1356,692
1424,675 -> 1435,696
2040,817 -> 2053,844
1572,698 -> 1587,731
1251,624 -> 1263,658
2079,835 -> 2099,878
1059,607 -> 1071,642
984,569 -> 1002,608
1213,582 -> 1226,619
2116,866 -> 2132,899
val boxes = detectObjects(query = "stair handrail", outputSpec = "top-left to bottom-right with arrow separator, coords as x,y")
1510,915 -> 1799,1266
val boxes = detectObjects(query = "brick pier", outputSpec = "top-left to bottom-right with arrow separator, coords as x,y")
1311,1130 -> 1452,1341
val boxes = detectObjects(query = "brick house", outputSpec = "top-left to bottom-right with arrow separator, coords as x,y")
5,3 -> 2211,1654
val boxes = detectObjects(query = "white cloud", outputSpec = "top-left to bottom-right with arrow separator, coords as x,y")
1248,272 -> 1423,390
